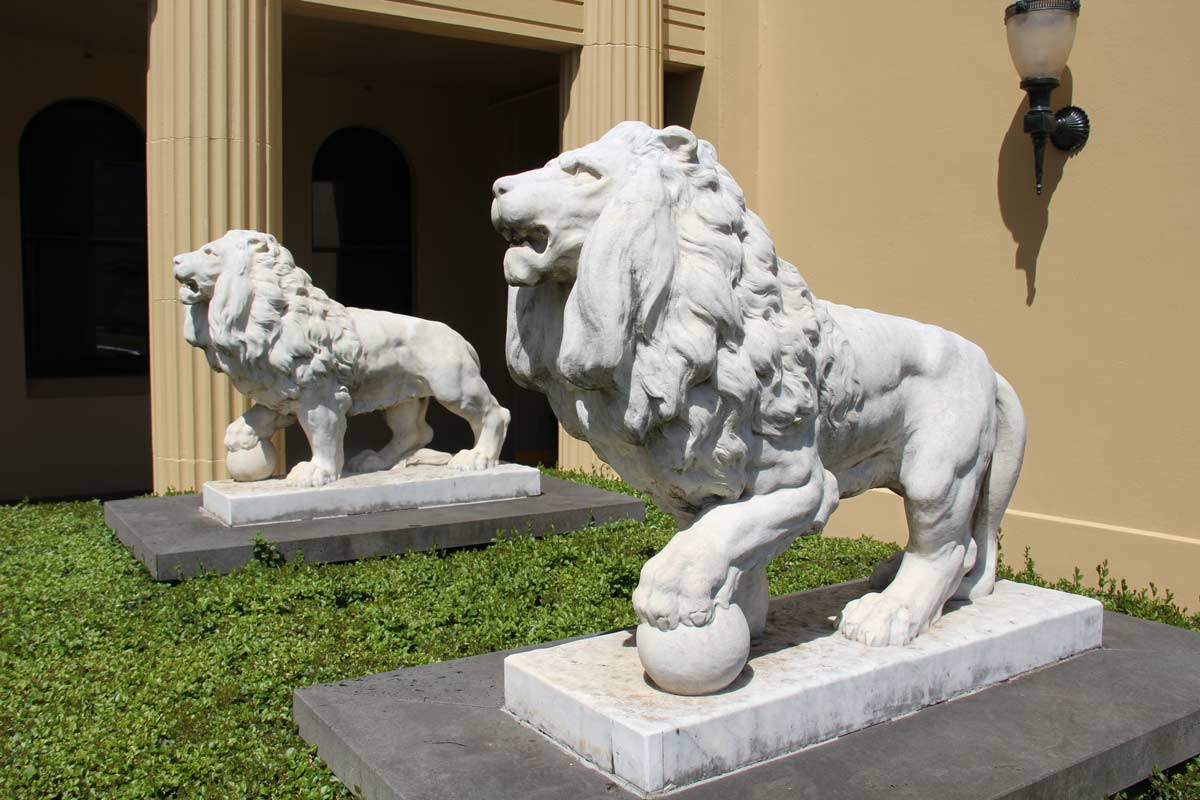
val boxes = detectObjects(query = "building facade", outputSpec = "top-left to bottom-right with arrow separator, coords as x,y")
2,0 -> 1198,603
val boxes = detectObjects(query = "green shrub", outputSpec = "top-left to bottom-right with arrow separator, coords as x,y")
998,545 -> 1200,633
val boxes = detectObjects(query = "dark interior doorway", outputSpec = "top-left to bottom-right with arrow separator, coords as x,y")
19,99 -> 148,380
311,126 -> 413,314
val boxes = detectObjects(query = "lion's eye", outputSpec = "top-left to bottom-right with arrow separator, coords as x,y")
563,162 -> 602,183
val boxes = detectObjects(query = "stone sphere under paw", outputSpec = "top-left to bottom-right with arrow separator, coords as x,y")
636,603 -> 751,696
226,438 -> 276,482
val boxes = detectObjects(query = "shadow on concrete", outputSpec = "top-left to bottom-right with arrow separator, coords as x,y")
997,67 -> 1078,306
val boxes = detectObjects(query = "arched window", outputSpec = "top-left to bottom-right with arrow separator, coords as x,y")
311,127 -> 412,314
19,99 -> 148,379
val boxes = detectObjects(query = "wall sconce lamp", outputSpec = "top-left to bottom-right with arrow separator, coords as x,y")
1005,0 -> 1089,194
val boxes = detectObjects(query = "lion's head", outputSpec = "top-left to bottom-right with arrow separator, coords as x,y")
173,230 -> 362,406
494,122 -> 858,509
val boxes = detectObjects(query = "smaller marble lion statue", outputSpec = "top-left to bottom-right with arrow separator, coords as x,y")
173,230 -> 510,487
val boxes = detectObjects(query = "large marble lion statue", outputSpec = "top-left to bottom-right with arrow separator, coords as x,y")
173,230 -> 510,487
492,122 -> 1026,694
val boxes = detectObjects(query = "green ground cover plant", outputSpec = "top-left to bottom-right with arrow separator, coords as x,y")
0,469 -> 1196,799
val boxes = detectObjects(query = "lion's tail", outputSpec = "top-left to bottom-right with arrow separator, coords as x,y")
960,372 -> 1027,599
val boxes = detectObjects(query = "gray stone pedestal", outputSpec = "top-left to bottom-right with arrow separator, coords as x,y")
294,581 -> 1200,800
105,475 -> 644,580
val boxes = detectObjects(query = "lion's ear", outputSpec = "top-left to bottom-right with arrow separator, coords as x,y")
657,126 -> 698,164
238,232 -> 271,260
276,244 -> 297,269
227,232 -> 274,277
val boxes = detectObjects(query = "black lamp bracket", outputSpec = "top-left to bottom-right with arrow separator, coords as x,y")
1019,76 -> 1090,194
1006,0 -> 1081,20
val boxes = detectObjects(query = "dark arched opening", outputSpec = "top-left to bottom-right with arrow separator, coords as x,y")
19,99 -> 148,379
311,127 -> 413,314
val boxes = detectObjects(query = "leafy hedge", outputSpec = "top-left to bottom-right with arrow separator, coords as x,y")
0,469 -> 1195,799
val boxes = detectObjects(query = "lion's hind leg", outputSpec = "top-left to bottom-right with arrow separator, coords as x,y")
431,372 -> 510,472
445,392 -> 510,471
346,398 -> 434,473
954,374 -> 1026,601
839,444 -> 988,647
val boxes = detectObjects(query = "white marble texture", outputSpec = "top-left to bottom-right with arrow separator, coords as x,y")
504,581 -> 1103,796
203,462 -> 540,527
174,230 -> 511,488
494,122 -> 1028,693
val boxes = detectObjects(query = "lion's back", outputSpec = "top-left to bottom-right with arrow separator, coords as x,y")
346,307 -> 479,390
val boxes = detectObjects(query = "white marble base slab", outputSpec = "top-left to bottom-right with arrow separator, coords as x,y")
504,580 -> 1103,797
202,463 -> 541,527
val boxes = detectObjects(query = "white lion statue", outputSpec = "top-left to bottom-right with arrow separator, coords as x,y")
173,230 -> 510,487
492,122 -> 1026,694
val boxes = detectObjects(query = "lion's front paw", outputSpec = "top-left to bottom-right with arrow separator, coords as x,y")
632,540 -> 734,632
285,461 -> 337,488
224,418 -> 261,452
837,591 -> 923,647
346,449 -> 391,474
447,449 -> 494,471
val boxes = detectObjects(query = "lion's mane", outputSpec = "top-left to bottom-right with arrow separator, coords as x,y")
198,237 -> 363,407
508,123 -> 859,509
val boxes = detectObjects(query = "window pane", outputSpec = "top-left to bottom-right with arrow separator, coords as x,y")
312,180 -> 341,250
312,127 -> 412,315
19,100 -> 148,378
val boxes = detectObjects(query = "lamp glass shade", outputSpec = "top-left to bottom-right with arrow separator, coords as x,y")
1006,9 -> 1077,80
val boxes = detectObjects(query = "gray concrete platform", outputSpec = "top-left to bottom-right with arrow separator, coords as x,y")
294,581 -> 1200,800
105,476 -> 645,580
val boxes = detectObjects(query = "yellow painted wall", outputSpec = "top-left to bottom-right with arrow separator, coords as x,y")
0,34 -> 151,499
689,1 -> 1200,604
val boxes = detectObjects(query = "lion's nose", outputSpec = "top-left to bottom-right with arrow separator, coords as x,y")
492,176 -> 513,197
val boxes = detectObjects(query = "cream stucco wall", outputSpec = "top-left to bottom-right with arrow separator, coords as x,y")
685,1 -> 1200,604
0,34 -> 151,499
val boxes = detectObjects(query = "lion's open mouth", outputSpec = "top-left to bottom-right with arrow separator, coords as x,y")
498,221 -> 554,286
499,222 -> 549,255
177,277 -> 203,304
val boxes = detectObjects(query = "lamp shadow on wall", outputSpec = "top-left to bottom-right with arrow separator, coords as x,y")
997,68 -> 1075,306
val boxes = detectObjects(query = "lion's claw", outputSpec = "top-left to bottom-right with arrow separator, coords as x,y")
285,461 -> 337,488
838,591 -> 923,647
224,419 -> 261,451
632,541 -> 731,632
447,449 -> 494,471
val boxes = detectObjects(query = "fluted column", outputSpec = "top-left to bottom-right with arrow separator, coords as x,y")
561,0 -> 663,149
146,0 -> 283,492
557,0 -> 663,472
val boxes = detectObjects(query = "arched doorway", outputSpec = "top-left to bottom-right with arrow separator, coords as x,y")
311,127 -> 413,314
